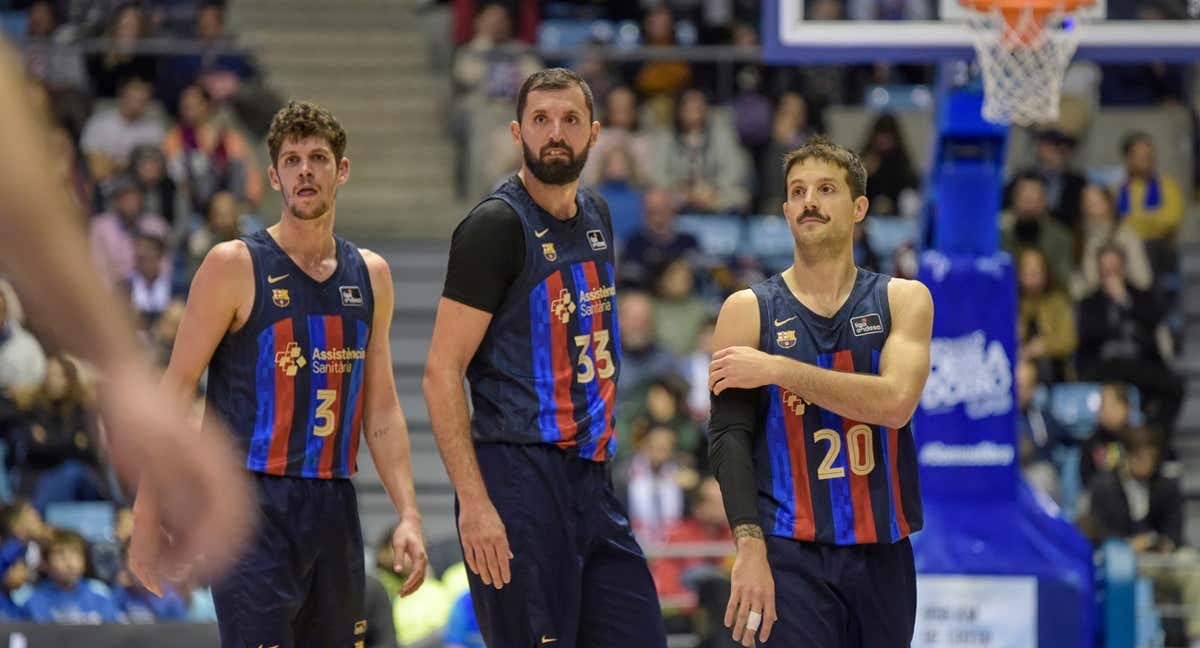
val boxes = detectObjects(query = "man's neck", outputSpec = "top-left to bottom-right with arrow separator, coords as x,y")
784,245 -> 858,318
271,211 -> 337,268
518,169 -> 578,221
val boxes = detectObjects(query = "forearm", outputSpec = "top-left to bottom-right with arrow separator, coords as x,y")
364,405 -> 421,521
423,368 -> 489,502
769,356 -> 913,428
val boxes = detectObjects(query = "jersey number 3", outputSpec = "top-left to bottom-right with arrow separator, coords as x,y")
573,329 -> 614,384
314,388 -> 338,437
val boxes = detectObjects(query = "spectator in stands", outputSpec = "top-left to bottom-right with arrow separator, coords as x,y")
1114,131 -> 1185,274
25,530 -> 119,623
1015,357 -> 1066,504
130,144 -> 180,230
85,3 -> 157,98
89,174 -> 170,285
0,289 -> 48,409
1018,130 -> 1087,230
1,499 -> 51,557
23,0 -> 89,96
732,68 -> 774,206
628,425 -> 687,539
757,91 -> 813,214
620,187 -> 701,289
1082,426 -> 1200,647
1016,247 -> 1077,382
852,222 -> 881,272
614,290 -> 682,403
1072,184 -> 1153,300
47,122 -> 92,212
633,6 -> 694,103
684,317 -> 717,421
147,299 -> 185,367
652,258 -> 709,357
582,85 -> 650,189
648,476 -> 733,610
624,374 -> 703,466
1080,383 -> 1136,489
593,146 -> 645,243
123,219 -> 180,328
20,354 -> 108,512
163,84 -> 263,214
80,75 -> 166,183
1077,245 -> 1182,439
1001,172 -> 1075,285
645,89 -> 751,214
0,539 -> 29,620
444,590 -> 484,648
860,113 -> 921,218
158,2 -> 257,109
452,3 -> 541,104
111,555 -> 188,622
185,190 -> 248,280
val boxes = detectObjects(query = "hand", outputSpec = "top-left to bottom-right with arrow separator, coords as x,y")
1130,532 -> 1158,553
1021,337 -> 1046,359
710,346 -> 777,395
725,529 -> 778,646
104,363 -> 254,594
391,514 -> 429,597
458,497 -> 512,589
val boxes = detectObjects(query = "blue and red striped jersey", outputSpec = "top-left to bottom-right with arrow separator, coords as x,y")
750,270 -> 923,545
465,176 -> 620,461
204,229 -> 374,479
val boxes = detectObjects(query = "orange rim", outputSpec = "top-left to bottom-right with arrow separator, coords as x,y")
959,0 -> 1094,44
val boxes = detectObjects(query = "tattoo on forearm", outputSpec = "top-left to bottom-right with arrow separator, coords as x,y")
369,425 -> 390,440
734,524 -> 764,540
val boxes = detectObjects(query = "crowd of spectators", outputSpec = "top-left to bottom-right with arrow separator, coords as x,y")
0,0 -> 273,628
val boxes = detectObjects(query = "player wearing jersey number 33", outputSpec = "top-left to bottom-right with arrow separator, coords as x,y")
707,138 -> 933,648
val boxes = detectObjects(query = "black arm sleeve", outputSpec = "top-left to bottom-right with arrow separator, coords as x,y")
442,199 -> 526,313
708,387 -> 763,530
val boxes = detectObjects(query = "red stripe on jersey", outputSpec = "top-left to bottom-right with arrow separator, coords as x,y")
781,391 -> 815,541
546,271 -> 578,446
833,350 -> 877,544
888,426 -> 911,537
584,261 -> 615,461
266,319 -> 295,475
317,315 -> 343,478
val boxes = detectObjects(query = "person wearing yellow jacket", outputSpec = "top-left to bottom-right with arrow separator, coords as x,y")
1114,132 -> 1185,245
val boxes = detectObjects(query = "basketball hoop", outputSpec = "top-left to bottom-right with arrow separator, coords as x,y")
960,0 -> 1095,126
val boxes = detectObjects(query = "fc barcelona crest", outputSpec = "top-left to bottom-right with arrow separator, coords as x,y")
272,288 -> 290,308
542,242 -> 558,262
776,329 -> 796,349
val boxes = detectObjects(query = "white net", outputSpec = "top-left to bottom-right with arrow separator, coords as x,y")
964,6 -> 1084,126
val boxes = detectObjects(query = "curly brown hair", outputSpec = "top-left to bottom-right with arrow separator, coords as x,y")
266,101 -> 347,166
782,136 -> 868,199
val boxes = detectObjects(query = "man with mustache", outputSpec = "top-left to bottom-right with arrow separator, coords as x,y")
424,68 -> 667,647
130,101 -> 428,647
706,138 -> 933,647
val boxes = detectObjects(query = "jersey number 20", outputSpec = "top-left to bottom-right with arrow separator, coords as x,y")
814,424 -> 876,479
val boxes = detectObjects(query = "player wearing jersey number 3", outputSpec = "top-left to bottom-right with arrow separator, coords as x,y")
129,101 -> 427,648
707,138 -> 933,647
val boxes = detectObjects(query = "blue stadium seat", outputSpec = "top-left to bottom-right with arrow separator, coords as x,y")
675,215 -> 743,259
864,216 -> 919,268
745,215 -> 794,271
863,85 -> 935,112
0,9 -> 26,39
1048,382 -> 1104,441
538,19 -> 612,49
44,501 -> 115,545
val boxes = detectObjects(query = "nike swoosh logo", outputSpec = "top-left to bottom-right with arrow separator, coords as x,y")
775,316 -> 798,327
534,228 -> 550,238
541,637 -> 558,645
268,274 -> 289,284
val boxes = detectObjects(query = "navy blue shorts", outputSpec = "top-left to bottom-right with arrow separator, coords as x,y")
761,535 -> 915,648
211,473 -> 366,648
460,443 -> 666,648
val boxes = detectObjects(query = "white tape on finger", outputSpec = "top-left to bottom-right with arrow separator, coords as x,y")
746,610 -> 762,631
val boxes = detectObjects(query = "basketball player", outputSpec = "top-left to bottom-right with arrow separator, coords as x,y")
707,138 -> 932,647
0,43 -> 253,581
423,68 -> 666,647
129,101 -> 428,647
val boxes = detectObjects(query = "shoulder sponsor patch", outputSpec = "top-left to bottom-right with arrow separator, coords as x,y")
340,285 -> 364,307
586,229 -> 607,251
851,313 -> 883,336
